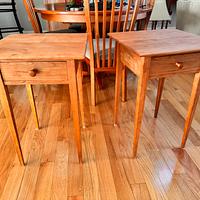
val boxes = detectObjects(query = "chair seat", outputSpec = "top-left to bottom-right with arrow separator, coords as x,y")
85,38 -> 116,60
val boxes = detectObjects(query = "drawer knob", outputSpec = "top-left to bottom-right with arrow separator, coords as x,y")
29,69 -> 38,77
176,62 -> 183,69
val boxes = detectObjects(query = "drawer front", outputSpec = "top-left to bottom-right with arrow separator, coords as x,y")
0,62 -> 68,85
150,53 -> 200,79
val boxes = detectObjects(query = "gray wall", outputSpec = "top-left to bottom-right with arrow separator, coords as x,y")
177,0 -> 200,35
0,0 -> 44,34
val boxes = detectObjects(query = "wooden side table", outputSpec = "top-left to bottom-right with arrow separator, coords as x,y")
109,29 -> 200,157
0,33 -> 87,165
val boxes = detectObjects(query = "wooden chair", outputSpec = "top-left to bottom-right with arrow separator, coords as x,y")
23,0 -> 78,33
84,0 -> 145,106
22,0 -> 86,128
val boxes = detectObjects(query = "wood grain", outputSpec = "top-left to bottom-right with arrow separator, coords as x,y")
0,74 -> 200,199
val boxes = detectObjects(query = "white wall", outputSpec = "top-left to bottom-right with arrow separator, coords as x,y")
177,0 -> 200,35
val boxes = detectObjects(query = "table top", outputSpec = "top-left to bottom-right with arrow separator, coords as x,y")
35,3 -> 152,24
0,33 -> 87,61
109,29 -> 200,57
35,3 -> 152,15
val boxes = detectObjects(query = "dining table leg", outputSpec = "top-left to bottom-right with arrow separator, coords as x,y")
114,44 -> 123,126
154,78 -> 165,118
132,58 -> 150,158
0,72 -> 25,165
26,84 -> 39,129
181,72 -> 200,148
68,60 -> 82,163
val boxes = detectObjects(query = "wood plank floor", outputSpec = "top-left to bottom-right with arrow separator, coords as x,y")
0,73 -> 200,200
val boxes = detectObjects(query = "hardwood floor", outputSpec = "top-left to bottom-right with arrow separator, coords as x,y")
0,73 -> 200,200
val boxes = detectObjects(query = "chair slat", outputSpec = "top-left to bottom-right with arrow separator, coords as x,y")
108,0 -> 116,68
94,0 -> 100,68
116,0 -> 124,32
23,0 -> 42,33
129,0 -> 140,31
102,0 -> 107,68
123,0 -> 131,32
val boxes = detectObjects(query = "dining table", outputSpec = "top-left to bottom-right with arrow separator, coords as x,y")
35,2 -> 153,29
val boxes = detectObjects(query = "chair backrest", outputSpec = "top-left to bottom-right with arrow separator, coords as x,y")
84,0 -> 141,70
23,0 -> 42,33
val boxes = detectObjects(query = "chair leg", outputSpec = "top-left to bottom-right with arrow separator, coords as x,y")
114,44 -> 123,126
91,67 -> 96,106
154,78 -> 165,118
26,84 -> 39,129
77,62 -> 86,128
0,73 -> 25,165
122,65 -> 127,102
181,72 -> 200,148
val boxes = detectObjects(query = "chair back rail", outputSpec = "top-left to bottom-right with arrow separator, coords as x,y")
84,0 -> 141,71
23,0 -> 42,33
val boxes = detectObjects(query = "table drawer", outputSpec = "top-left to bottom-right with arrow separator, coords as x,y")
150,53 -> 200,78
0,62 -> 68,84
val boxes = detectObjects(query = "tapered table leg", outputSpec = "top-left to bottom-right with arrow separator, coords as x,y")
133,58 -> 150,158
114,44 -> 123,126
181,72 -> 200,148
68,60 -> 82,163
122,65 -> 127,102
26,84 -> 39,129
77,62 -> 86,128
0,73 -> 25,165
154,78 -> 165,118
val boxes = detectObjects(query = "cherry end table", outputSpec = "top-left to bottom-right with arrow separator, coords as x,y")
109,29 -> 200,157
0,33 -> 87,165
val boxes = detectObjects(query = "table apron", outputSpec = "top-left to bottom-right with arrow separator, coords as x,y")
119,47 -> 200,79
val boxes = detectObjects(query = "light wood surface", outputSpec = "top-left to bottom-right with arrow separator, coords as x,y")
110,29 -> 200,57
110,29 -> 200,157
0,33 -> 87,164
0,74 -> 200,199
0,34 -> 87,61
